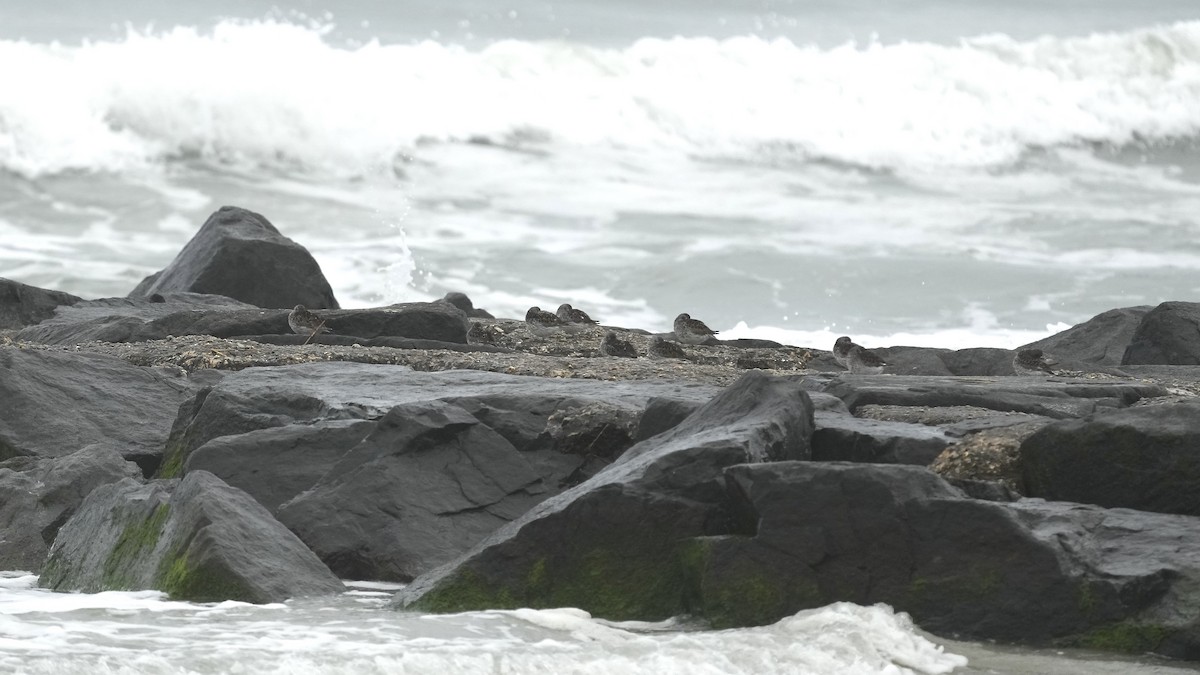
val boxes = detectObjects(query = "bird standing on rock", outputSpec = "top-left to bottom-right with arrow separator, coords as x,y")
833,336 -> 887,374
556,303 -> 599,326
673,313 -> 718,345
525,306 -> 570,337
600,331 -> 638,358
289,305 -> 332,336
1013,348 -> 1056,376
648,336 -> 689,360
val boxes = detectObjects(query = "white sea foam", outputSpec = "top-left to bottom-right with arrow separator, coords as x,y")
0,572 -> 966,675
3,20 -> 1200,177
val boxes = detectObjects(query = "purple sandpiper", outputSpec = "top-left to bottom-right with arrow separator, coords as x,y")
600,331 -> 638,358
289,305 -> 332,336
673,313 -> 718,345
556,303 -> 599,326
525,306 -> 570,337
833,336 -> 887,374
1013,348 -> 1056,376
648,336 -> 689,360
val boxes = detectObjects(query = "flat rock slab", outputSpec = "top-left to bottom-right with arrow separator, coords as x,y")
812,412 -> 953,465
819,375 -> 1167,419
40,471 -> 344,603
1020,400 -> 1200,515
0,348 -> 198,464
18,300 -> 468,345
0,445 -> 141,572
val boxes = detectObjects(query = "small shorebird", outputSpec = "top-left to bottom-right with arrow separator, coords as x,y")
556,303 -> 599,326
1013,348 -> 1056,376
289,305 -> 332,337
673,313 -> 718,345
648,336 -> 689,360
525,306 -> 570,337
600,331 -> 638,358
833,336 -> 887,374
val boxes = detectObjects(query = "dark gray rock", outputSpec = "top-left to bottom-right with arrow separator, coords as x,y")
633,397 -> 704,442
0,445 -> 141,572
812,412 -> 953,465
129,206 -> 339,310
40,471 -> 344,603
183,420 -> 376,512
0,348 -> 197,463
393,372 -> 814,619
1023,306 -> 1152,366
1123,302 -> 1200,365
1020,401 -> 1200,515
940,348 -> 1018,376
277,401 -> 549,581
160,362 -> 720,480
0,278 -> 82,329
873,347 -> 954,376
683,462 -> 1200,659
18,300 -> 468,345
819,374 -> 1166,419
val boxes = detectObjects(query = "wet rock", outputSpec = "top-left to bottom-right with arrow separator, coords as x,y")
394,372 -> 814,619
1123,302 -> 1200,365
40,471 -> 343,603
159,362 -> 718,480
1020,400 -> 1200,515
812,412 -> 953,465
277,401 -> 550,582
183,420 -> 376,512
0,348 -> 197,464
940,348 -> 1018,376
0,445 -> 141,572
819,374 -> 1165,419
0,278 -> 82,330
1022,306 -> 1152,366
129,206 -> 340,310
683,461 -> 1200,660
873,347 -> 954,376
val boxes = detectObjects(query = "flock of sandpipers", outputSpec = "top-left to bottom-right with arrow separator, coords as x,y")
287,302 -> 1059,375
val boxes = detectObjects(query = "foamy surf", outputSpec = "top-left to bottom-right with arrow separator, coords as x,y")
0,573 -> 967,675
3,20 -> 1200,177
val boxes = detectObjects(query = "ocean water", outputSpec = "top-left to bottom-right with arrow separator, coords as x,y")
3,1 -> 1200,349
4,571 -> 1198,675
5,3 -> 1200,672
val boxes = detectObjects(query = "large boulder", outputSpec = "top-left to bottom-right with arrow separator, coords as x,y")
0,445 -> 141,572
0,348 -> 197,470
1022,306 -> 1152,366
163,363 -> 721,578
394,372 -> 814,619
129,206 -> 339,310
0,278 -> 82,329
817,374 -> 1165,419
1019,401 -> 1200,515
40,471 -> 344,603
276,401 -> 549,581
1123,302 -> 1200,365
183,420 -> 376,512
682,462 -> 1200,659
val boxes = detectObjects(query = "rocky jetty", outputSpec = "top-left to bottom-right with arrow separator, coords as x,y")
6,205 -> 1200,659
